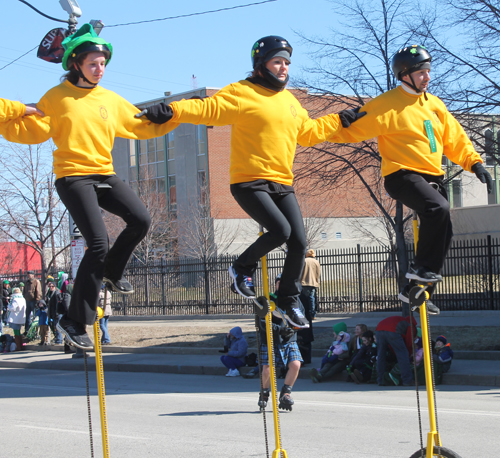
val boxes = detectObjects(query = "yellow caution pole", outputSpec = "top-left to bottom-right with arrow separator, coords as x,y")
94,300 -> 110,458
259,230 -> 288,458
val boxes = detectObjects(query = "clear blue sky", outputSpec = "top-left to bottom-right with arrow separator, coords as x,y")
1,0 -> 341,105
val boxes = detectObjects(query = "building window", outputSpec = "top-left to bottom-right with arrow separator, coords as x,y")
335,232 -> 342,240
488,179 -> 497,205
484,129 -> 496,166
321,232 -> 327,240
197,125 -> 206,157
168,175 -> 177,219
452,179 -> 462,208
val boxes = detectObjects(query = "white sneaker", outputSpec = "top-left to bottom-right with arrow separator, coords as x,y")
226,369 -> 240,377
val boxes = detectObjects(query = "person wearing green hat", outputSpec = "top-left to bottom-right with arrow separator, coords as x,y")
0,23 -> 178,350
309,322 -> 351,383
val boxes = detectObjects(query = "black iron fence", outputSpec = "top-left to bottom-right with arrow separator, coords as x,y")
3,236 -> 499,315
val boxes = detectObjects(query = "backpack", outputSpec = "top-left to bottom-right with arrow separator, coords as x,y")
245,352 -> 258,367
56,292 -> 71,315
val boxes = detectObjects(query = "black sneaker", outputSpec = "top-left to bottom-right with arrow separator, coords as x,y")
278,392 -> 294,411
405,263 -> 442,283
103,277 -> 134,295
258,389 -> 270,409
57,315 -> 93,350
399,285 -> 441,315
283,306 -> 309,329
228,266 -> 255,298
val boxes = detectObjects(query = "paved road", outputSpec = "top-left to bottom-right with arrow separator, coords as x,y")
1,367 -> 498,457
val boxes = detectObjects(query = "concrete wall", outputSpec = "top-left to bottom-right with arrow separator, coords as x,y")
451,204 -> 500,240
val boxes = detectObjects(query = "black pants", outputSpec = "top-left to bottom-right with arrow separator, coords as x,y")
384,170 -> 452,274
56,175 -> 151,325
232,191 -> 307,309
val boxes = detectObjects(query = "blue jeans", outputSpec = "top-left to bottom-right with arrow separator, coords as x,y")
53,315 -> 63,344
220,355 -> 245,370
376,330 -> 413,385
301,286 -> 317,318
25,300 -> 37,331
99,316 -> 111,343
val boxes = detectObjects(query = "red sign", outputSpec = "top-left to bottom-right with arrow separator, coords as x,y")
37,28 -> 67,64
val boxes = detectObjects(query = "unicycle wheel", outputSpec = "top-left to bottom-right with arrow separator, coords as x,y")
409,446 -> 463,458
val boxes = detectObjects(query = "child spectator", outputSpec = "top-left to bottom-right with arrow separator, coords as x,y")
347,330 -> 377,384
220,326 -> 248,377
0,334 -> 17,352
349,323 -> 367,360
433,335 -> 454,373
36,300 -> 50,346
309,322 -> 350,383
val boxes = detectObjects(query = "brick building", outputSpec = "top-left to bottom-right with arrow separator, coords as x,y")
111,87 -> 495,257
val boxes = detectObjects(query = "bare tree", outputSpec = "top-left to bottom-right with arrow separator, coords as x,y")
291,0 -> 425,286
414,1 -> 500,165
0,141 -> 68,286
178,180 -> 240,259
103,168 -> 177,265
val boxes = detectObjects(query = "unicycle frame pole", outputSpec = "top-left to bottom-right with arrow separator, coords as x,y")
259,228 -> 288,458
412,211 -> 441,457
95,295 -> 110,458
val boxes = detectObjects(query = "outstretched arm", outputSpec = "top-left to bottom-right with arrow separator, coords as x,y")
0,99 -> 51,144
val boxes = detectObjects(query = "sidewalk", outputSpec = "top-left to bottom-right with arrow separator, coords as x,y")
1,344 -> 499,387
1,311 -> 499,387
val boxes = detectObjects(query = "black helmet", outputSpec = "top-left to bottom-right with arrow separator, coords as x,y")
391,45 -> 431,81
251,36 -> 292,69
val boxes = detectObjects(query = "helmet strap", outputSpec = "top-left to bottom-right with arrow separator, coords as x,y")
262,66 -> 289,90
401,73 -> 428,100
75,63 -> 98,87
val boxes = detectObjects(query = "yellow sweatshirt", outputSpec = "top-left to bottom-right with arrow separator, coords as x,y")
170,80 -> 343,186
329,86 -> 482,177
0,81 -> 179,179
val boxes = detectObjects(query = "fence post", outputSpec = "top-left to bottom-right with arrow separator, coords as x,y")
488,235 -> 494,310
161,258 -> 166,315
203,255 -> 210,315
357,244 -> 363,312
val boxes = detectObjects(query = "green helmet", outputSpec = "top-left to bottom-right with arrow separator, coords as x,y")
62,23 -> 113,71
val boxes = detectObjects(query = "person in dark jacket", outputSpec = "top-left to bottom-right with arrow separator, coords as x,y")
433,335 -> 454,373
376,315 -> 417,386
220,326 -> 248,377
347,330 -> 377,383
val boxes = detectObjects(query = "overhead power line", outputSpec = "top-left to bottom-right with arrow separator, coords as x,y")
106,0 -> 278,27
17,0 -> 69,23
0,45 -> 38,71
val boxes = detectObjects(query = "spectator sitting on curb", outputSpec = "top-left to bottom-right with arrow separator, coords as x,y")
220,326 -> 248,377
347,330 -> 377,384
433,335 -> 454,374
349,323 -> 368,361
309,322 -> 350,383
0,334 -> 17,352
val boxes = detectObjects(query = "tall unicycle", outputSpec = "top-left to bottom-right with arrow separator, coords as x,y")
408,207 -> 462,458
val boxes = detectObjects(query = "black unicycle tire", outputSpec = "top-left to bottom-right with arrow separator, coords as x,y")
409,446 -> 463,458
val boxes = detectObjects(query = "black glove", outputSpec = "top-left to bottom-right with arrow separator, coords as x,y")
338,106 -> 367,128
135,102 -> 173,124
279,326 -> 295,340
471,162 -> 493,194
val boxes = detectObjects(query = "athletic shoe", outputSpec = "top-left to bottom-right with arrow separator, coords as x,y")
399,284 -> 441,315
225,368 -> 240,377
103,277 -> 134,294
228,266 -> 255,298
350,369 -> 363,384
283,306 -> 309,329
258,389 -> 270,408
57,315 -> 93,350
388,372 -> 401,386
309,367 -> 323,383
405,263 -> 442,283
278,392 -> 294,411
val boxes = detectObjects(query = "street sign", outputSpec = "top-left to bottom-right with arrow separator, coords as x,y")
71,238 -> 85,278
69,214 -> 81,237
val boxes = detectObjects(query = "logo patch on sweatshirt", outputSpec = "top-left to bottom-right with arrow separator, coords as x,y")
99,106 -> 108,120
290,105 -> 297,118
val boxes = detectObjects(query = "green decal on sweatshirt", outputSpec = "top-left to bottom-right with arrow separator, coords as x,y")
424,120 -> 437,153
